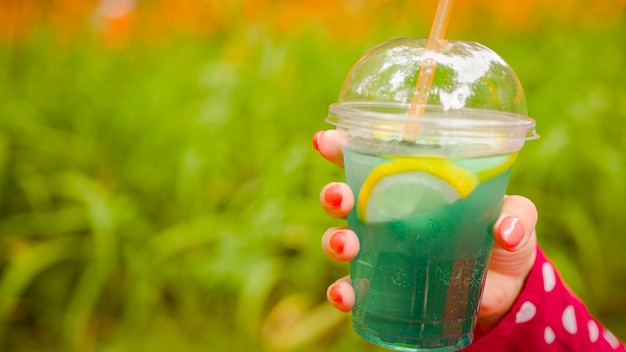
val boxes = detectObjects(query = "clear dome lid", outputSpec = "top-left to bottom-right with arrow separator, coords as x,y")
326,38 -> 538,156
337,38 -> 527,115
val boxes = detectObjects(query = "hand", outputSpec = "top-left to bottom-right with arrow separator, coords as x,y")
312,129 -> 538,332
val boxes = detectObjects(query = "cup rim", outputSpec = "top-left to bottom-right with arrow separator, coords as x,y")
327,102 -> 539,141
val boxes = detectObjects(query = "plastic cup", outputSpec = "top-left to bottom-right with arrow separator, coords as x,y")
326,39 -> 537,351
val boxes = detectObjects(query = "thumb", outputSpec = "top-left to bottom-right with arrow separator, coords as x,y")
490,195 -> 538,276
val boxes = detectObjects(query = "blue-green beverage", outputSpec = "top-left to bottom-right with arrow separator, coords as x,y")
344,147 -> 515,351
326,39 -> 537,351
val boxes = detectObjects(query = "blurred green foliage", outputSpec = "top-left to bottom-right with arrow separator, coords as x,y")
0,17 -> 625,352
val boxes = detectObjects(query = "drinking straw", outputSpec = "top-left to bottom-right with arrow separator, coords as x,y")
408,0 -> 454,118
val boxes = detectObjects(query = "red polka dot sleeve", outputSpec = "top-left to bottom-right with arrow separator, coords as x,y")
463,246 -> 625,351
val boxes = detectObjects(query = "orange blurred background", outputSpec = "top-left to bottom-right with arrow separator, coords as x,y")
1,0 -> 625,46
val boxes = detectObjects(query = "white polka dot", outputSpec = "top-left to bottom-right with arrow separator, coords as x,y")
515,301 -> 536,323
588,320 -> 599,343
544,326 -> 556,344
562,305 -> 577,334
542,262 -> 556,292
603,329 -> 620,350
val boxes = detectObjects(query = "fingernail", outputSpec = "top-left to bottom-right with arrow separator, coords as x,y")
330,231 -> 346,253
312,131 -> 324,151
324,184 -> 342,208
499,216 -> 524,248
329,285 -> 343,303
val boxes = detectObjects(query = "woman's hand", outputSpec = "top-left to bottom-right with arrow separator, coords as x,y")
313,129 -> 538,331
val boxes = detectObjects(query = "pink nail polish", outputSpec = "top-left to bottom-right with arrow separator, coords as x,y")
324,185 -> 342,208
312,131 -> 324,151
500,216 -> 524,248
329,285 -> 343,303
330,231 -> 346,253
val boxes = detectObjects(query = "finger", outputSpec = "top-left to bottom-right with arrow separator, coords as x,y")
327,277 -> 355,313
322,227 -> 360,262
319,182 -> 354,218
312,130 -> 344,168
490,195 -> 538,276
493,195 -> 538,251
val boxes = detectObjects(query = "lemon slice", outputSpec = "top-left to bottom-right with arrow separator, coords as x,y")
357,158 -> 478,224
454,153 -> 518,181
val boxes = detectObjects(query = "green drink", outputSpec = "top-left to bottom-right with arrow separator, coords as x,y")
344,147 -> 514,350
326,39 -> 537,351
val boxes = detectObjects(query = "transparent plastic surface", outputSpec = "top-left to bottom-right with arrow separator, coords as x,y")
327,38 -> 537,157
338,38 -> 527,115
